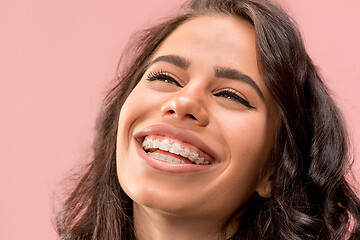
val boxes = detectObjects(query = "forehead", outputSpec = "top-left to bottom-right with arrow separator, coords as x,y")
156,15 -> 257,65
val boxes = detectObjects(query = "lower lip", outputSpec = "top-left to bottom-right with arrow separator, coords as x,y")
135,139 -> 215,174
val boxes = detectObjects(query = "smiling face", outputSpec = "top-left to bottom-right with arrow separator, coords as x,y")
116,15 -> 278,224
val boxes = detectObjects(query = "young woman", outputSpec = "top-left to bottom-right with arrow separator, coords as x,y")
56,0 -> 360,239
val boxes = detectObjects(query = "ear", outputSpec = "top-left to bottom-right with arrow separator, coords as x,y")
255,171 -> 273,198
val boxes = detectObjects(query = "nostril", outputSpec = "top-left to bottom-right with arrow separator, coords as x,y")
186,114 -> 197,120
168,110 -> 175,114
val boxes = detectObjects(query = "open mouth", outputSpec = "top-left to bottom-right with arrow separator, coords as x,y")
134,124 -> 218,170
142,135 -> 211,165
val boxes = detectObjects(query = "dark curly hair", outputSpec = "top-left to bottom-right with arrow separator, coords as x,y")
56,0 -> 360,239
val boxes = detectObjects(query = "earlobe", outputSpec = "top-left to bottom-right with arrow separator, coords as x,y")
256,172 -> 272,198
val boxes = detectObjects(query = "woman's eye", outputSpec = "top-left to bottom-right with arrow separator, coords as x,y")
146,71 -> 182,87
214,90 -> 256,109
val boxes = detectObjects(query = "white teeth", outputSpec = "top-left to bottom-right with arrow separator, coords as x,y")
180,148 -> 190,158
142,138 -> 210,165
159,139 -> 170,151
195,158 -> 209,165
188,152 -> 197,161
148,152 -> 186,164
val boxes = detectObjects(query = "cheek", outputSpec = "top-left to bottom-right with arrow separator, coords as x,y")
115,84 -> 166,200
224,112 -> 270,153
117,82 -> 165,129
220,112 -> 273,181
116,88 -> 144,190
208,116 -> 273,210
117,84 -> 152,145
118,88 -> 143,132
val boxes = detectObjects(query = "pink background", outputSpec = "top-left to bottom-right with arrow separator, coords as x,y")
1,0 -> 359,239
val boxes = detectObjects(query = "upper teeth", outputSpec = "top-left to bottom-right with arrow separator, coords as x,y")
142,138 -> 209,165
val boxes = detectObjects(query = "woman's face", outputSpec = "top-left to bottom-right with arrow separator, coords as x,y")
116,15 -> 278,222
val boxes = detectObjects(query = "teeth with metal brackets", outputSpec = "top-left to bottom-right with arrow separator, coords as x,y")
142,137 -> 210,165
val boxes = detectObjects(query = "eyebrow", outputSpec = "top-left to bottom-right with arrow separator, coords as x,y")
150,54 -> 264,101
214,67 -> 264,100
150,55 -> 190,70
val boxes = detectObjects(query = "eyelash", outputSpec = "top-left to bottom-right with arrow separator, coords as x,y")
146,70 -> 256,109
146,70 -> 182,87
213,89 -> 255,109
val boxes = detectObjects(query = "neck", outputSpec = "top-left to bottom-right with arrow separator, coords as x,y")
133,203 -> 238,240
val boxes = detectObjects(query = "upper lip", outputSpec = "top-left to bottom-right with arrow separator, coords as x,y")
134,124 -> 219,163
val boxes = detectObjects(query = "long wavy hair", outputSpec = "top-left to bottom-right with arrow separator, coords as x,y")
56,0 -> 360,239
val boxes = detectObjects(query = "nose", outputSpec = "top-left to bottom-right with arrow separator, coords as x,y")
161,90 -> 209,127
